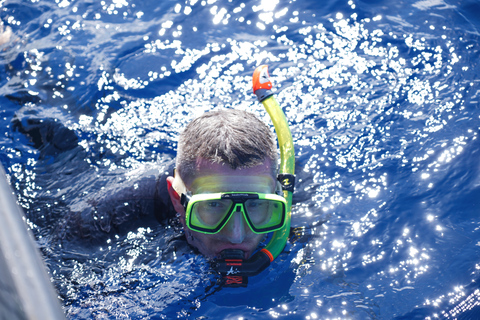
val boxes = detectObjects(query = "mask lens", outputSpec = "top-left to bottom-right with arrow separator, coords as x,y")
190,199 -> 233,230
245,199 -> 285,231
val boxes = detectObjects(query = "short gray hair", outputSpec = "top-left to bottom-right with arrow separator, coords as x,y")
176,109 -> 278,183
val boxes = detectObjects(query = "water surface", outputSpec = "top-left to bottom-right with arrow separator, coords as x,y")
1,0 -> 480,318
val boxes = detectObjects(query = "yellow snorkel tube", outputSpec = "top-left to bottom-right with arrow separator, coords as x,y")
215,65 -> 295,287
253,65 -> 294,261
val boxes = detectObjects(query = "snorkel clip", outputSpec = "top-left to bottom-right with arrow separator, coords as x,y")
278,173 -> 296,193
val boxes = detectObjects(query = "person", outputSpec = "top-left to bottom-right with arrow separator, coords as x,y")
166,108 -> 283,260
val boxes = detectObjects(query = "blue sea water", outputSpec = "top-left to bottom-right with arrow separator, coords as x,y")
1,0 -> 480,318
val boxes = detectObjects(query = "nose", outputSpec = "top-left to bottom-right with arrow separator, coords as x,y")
223,206 -> 247,244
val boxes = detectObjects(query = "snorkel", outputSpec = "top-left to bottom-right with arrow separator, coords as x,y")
215,65 -> 295,286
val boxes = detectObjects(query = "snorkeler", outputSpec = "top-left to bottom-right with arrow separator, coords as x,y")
167,66 -> 295,283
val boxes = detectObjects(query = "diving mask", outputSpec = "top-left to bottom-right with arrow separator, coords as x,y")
181,192 -> 287,234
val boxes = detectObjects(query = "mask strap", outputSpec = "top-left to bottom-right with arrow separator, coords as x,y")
180,193 -> 189,209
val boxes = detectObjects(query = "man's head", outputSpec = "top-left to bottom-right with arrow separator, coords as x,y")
167,109 -> 278,259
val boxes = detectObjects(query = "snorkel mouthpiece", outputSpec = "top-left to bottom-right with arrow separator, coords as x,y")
215,65 -> 295,287
215,249 -> 273,287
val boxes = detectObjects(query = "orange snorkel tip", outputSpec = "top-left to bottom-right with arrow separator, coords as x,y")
253,65 -> 273,102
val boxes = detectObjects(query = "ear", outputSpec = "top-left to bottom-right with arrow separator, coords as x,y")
166,176 -> 185,214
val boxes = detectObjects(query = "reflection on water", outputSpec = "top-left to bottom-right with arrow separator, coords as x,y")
2,0 -> 480,318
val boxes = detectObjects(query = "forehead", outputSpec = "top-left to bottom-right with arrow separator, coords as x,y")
188,159 -> 276,194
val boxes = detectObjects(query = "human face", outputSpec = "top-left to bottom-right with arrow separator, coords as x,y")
172,159 -> 276,259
